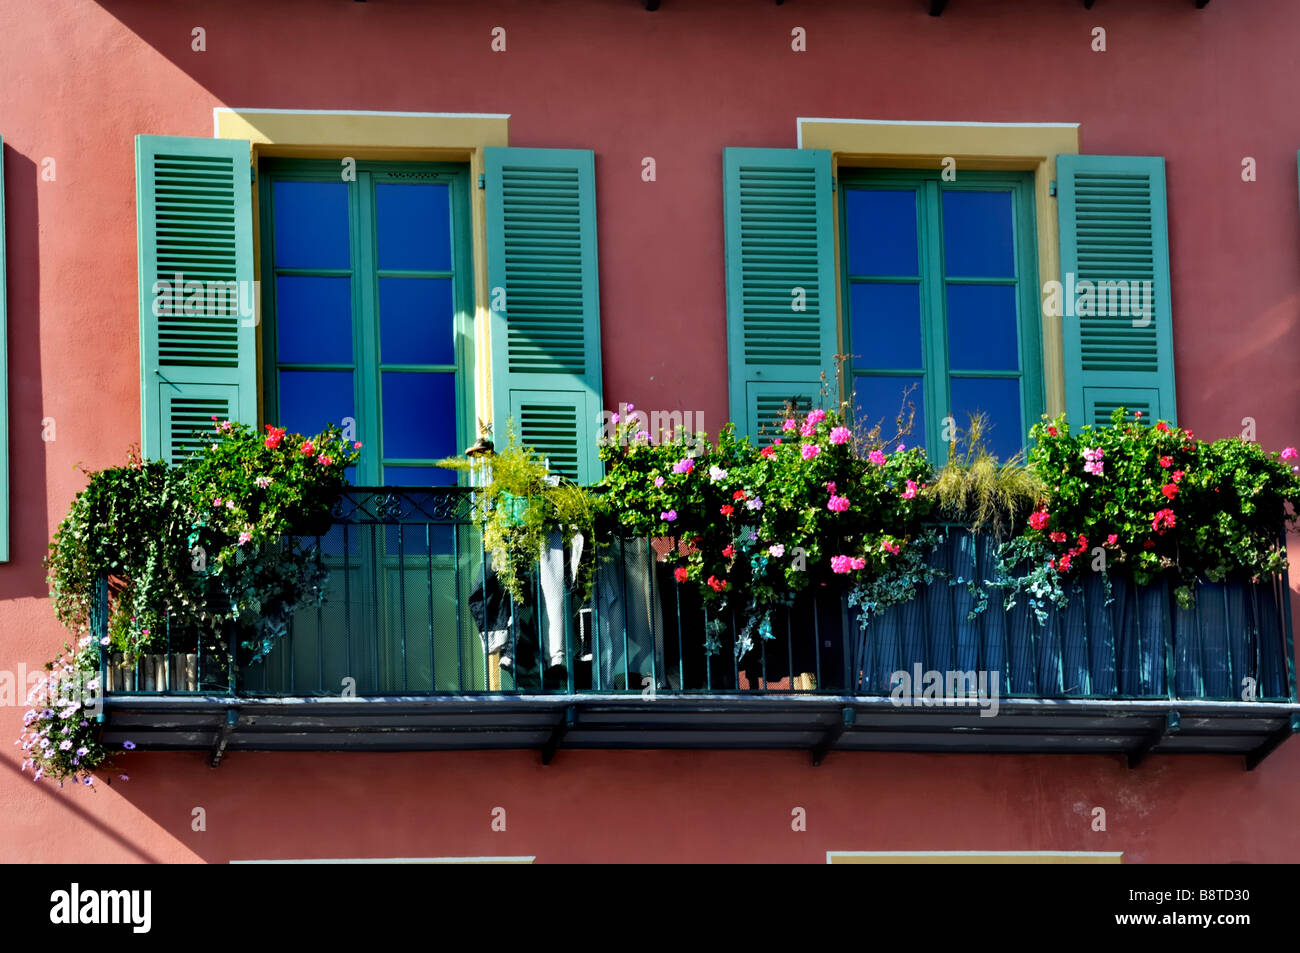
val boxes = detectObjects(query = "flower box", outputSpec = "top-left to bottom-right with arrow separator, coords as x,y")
104,652 -> 199,693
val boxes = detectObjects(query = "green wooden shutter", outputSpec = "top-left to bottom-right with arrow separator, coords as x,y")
1057,155 -> 1176,428
0,135 -> 9,562
136,135 -> 256,463
484,147 -> 603,484
723,147 -> 837,442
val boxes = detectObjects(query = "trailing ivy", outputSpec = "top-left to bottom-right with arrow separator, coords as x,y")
28,420 -> 359,785
438,424 -> 597,607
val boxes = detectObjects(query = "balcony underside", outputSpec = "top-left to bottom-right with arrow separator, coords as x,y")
101,695 -> 1300,769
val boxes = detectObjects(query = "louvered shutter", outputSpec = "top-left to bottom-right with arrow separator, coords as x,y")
0,135 -> 8,561
484,147 -> 603,484
723,148 -> 837,442
136,135 -> 257,463
1057,155 -> 1176,428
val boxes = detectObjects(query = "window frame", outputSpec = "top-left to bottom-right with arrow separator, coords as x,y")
257,158 -> 476,486
838,167 -> 1044,460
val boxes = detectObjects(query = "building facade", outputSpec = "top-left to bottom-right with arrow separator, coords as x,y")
2,0 -> 1299,863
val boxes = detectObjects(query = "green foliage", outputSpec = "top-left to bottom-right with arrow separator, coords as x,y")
46,448 -> 189,653
597,402 -> 937,653
439,424 -> 597,605
45,421 -> 359,660
1020,409 -> 1300,608
32,419 -> 360,784
928,413 -> 1045,538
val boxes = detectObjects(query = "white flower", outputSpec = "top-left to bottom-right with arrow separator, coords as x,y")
708,465 -> 728,482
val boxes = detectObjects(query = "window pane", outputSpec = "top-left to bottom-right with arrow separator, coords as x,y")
273,180 -> 350,269
276,370 -> 355,439
383,521 -> 455,557
852,376 -> 925,448
275,276 -> 353,364
850,282 -> 922,370
950,377 -> 1023,462
946,283 -> 1020,372
942,190 -> 1015,278
381,372 -> 457,460
845,189 -> 918,276
376,183 -> 452,272
379,278 -> 455,365
383,465 -> 458,487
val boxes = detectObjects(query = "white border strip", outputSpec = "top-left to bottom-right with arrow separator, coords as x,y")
213,107 -> 512,137
827,850 -> 1123,863
796,117 -> 1080,149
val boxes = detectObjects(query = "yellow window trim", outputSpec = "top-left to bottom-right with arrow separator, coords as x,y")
827,850 -> 1123,864
797,118 -> 1080,418
214,107 -> 510,435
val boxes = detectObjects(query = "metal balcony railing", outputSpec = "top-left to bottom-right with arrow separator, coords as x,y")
95,487 -> 1297,705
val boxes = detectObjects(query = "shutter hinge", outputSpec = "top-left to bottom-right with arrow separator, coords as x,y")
831,176 -> 837,193
1049,180 -> 1057,197
250,166 -> 256,184
477,173 -> 485,190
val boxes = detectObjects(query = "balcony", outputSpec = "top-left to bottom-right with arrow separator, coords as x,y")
97,488 -> 1300,768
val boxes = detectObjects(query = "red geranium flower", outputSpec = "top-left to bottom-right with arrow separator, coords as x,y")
722,545 -> 736,559
719,504 -> 734,517
673,567 -> 689,583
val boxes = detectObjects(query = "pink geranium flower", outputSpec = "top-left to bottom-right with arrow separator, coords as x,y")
868,450 -> 887,466
801,443 -> 820,461
827,495 -> 849,513
1152,508 -> 1177,533
829,426 -> 851,445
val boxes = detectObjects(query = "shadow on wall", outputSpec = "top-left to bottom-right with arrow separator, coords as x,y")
0,145 -> 47,598
0,756 -> 163,862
